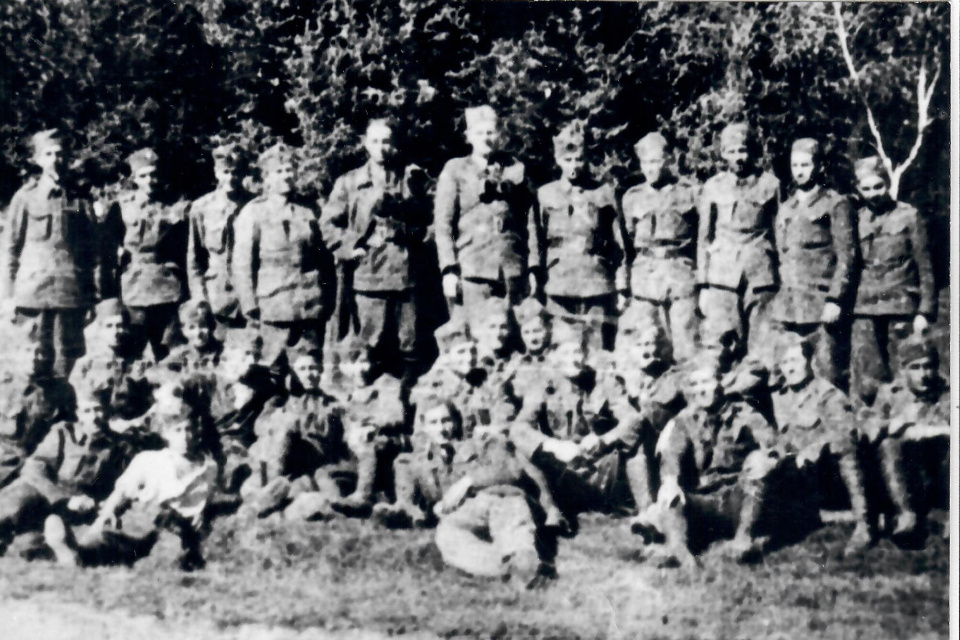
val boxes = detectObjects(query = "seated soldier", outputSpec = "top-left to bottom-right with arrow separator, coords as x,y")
473,298 -> 521,387
509,329 -> 636,516
159,299 -> 223,388
70,299 -> 153,423
632,359 -> 791,567
43,377 -> 221,570
1,323 -> 77,486
209,329 -> 280,493
505,297 -> 555,400
862,335 -> 949,544
418,398 -> 565,585
241,345 -> 350,520
0,388 -> 130,556
411,314 -> 518,439
771,335 -> 869,555
712,327 -> 775,425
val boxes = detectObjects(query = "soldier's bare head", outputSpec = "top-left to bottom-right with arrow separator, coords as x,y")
93,299 -> 130,352
222,330 -> 263,382
292,347 -> 323,393
475,299 -> 515,358
363,118 -> 396,166
554,122 -> 587,182
854,156 -> 890,206
634,132 -> 671,185
29,129 -> 63,177
900,336 -> 939,397
464,105 -> 500,159
779,334 -> 814,388
421,399 -> 462,446
719,123 -> 754,177
127,148 -> 159,198
179,300 -> 216,350
211,139 -> 237,191
686,360 -> 722,409
516,298 -> 551,356
259,142 -> 296,197
790,138 -> 820,190
76,390 -> 109,436
634,324 -> 670,373
555,335 -> 589,380
341,340 -> 374,386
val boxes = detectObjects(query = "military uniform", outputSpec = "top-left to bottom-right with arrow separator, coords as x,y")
322,160 -> 428,371
771,181 -> 855,387
2,151 -> 100,377
434,110 -> 531,316
849,158 -> 936,405
621,135 -> 699,360
697,125 -> 779,353
186,182 -> 242,331
233,145 -> 327,366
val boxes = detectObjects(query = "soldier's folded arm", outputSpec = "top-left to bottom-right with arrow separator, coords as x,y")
320,175 -> 363,261
232,207 -> 261,318
527,199 -> 544,293
911,206 -> 937,320
694,182 -> 716,284
0,190 -> 28,300
185,203 -> 208,301
432,161 -> 460,276
827,195 -> 856,304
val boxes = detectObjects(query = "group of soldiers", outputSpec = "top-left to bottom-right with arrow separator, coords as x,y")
0,104 -> 949,583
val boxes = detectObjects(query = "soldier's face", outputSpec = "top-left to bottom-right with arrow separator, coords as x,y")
481,315 -> 512,353
264,162 -> 294,196
521,320 -> 550,355
32,143 -> 63,176
780,344 -> 812,387
790,151 -> 818,188
556,343 -> 586,378
448,342 -> 478,376
164,419 -> 198,457
904,356 -> 937,396
213,159 -> 234,190
721,144 -> 750,176
634,331 -> 663,372
466,121 -> 500,157
639,151 -> 667,185
555,150 -> 585,182
856,175 -> 889,205
293,355 -> 322,392
20,341 -> 51,375
342,351 -> 373,384
133,166 -> 157,196
364,124 -> 395,165
184,320 -> 212,350
423,405 -> 457,445
688,369 -> 721,409
223,346 -> 260,381
101,314 -> 127,350
77,399 -> 106,435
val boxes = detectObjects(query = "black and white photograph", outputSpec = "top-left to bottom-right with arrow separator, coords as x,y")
0,1 -> 953,638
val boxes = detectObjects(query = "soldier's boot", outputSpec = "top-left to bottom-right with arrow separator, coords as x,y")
645,483 -> 699,569
334,453 -> 378,516
371,460 -> 427,529
838,455 -> 873,556
718,482 -> 768,565
879,440 -> 918,542
42,515 -> 79,567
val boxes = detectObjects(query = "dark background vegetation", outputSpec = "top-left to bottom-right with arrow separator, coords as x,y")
0,1 -> 950,281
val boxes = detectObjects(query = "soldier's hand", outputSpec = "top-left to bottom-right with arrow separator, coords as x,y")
547,439 -> 582,465
528,273 -> 539,298
442,273 -> 460,301
0,300 -> 15,324
820,302 -> 842,325
913,315 -> 929,333
617,293 -> 629,313
349,247 -> 368,261
578,433 -> 603,459
67,495 -> 96,513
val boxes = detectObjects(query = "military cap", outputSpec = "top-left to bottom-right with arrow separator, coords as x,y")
211,137 -> 238,164
258,142 -> 295,172
179,299 -> 216,328
791,138 -> 820,158
29,129 -> 62,154
94,298 -> 128,321
553,121 -> 586,155
634,132 -> 669,157
435,315 -> 473,352
126,148 -> 158,172
719,123 -> 751,149
779,331 -> 815,360
899,334 -> 938,367
365,117 -> 394,136
464,105 -> 497,130
854,156 -> 887,182
514,297 -> 549,328
289,340 -> 323,363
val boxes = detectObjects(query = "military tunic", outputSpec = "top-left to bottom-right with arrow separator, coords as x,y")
621,177 -> 700,358
850,201 -> 936,405
771,376 -> 856,458
697,170 -> 780,350
186,188 -> 241,321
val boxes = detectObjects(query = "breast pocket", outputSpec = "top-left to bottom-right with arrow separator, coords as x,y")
798,212 -> 831,249
204,216 -> 228,253
873,222 -> 911,264
26,211 -> 53,242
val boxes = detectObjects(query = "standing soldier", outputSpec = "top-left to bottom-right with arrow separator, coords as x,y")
850,157 -> 936,406
234,143 -> 327,369
621,132 -> 700,360
529,121 -> 626,351
322,119 -> 429,381
770,139 -> 856,388
105,148 -> 189,362
434,105 -> 531,321
1,129 -> 100,377
697,123 -> 780,355
187,139 -> 243,340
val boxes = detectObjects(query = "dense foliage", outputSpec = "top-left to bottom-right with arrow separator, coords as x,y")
0,1 -> 949,237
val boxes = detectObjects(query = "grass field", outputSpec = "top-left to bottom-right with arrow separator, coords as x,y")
0,511 -> 949,640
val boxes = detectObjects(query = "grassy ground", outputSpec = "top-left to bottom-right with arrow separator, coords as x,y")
0,512 -> 949,640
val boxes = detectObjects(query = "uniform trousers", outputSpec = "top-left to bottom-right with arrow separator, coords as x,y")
460,276 -> 524,316
0,481 -> 49,551
15,307 -> 86,377
353,289 -> 418,364
259,320 -> 325,369
698,285 -> 775,357
546,294 -> 617,352
772,321 -> 847,390
435,490 -> 540,578
630,255 -> 698,360
125,303 -> 180,362
850,315 -> 912,407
